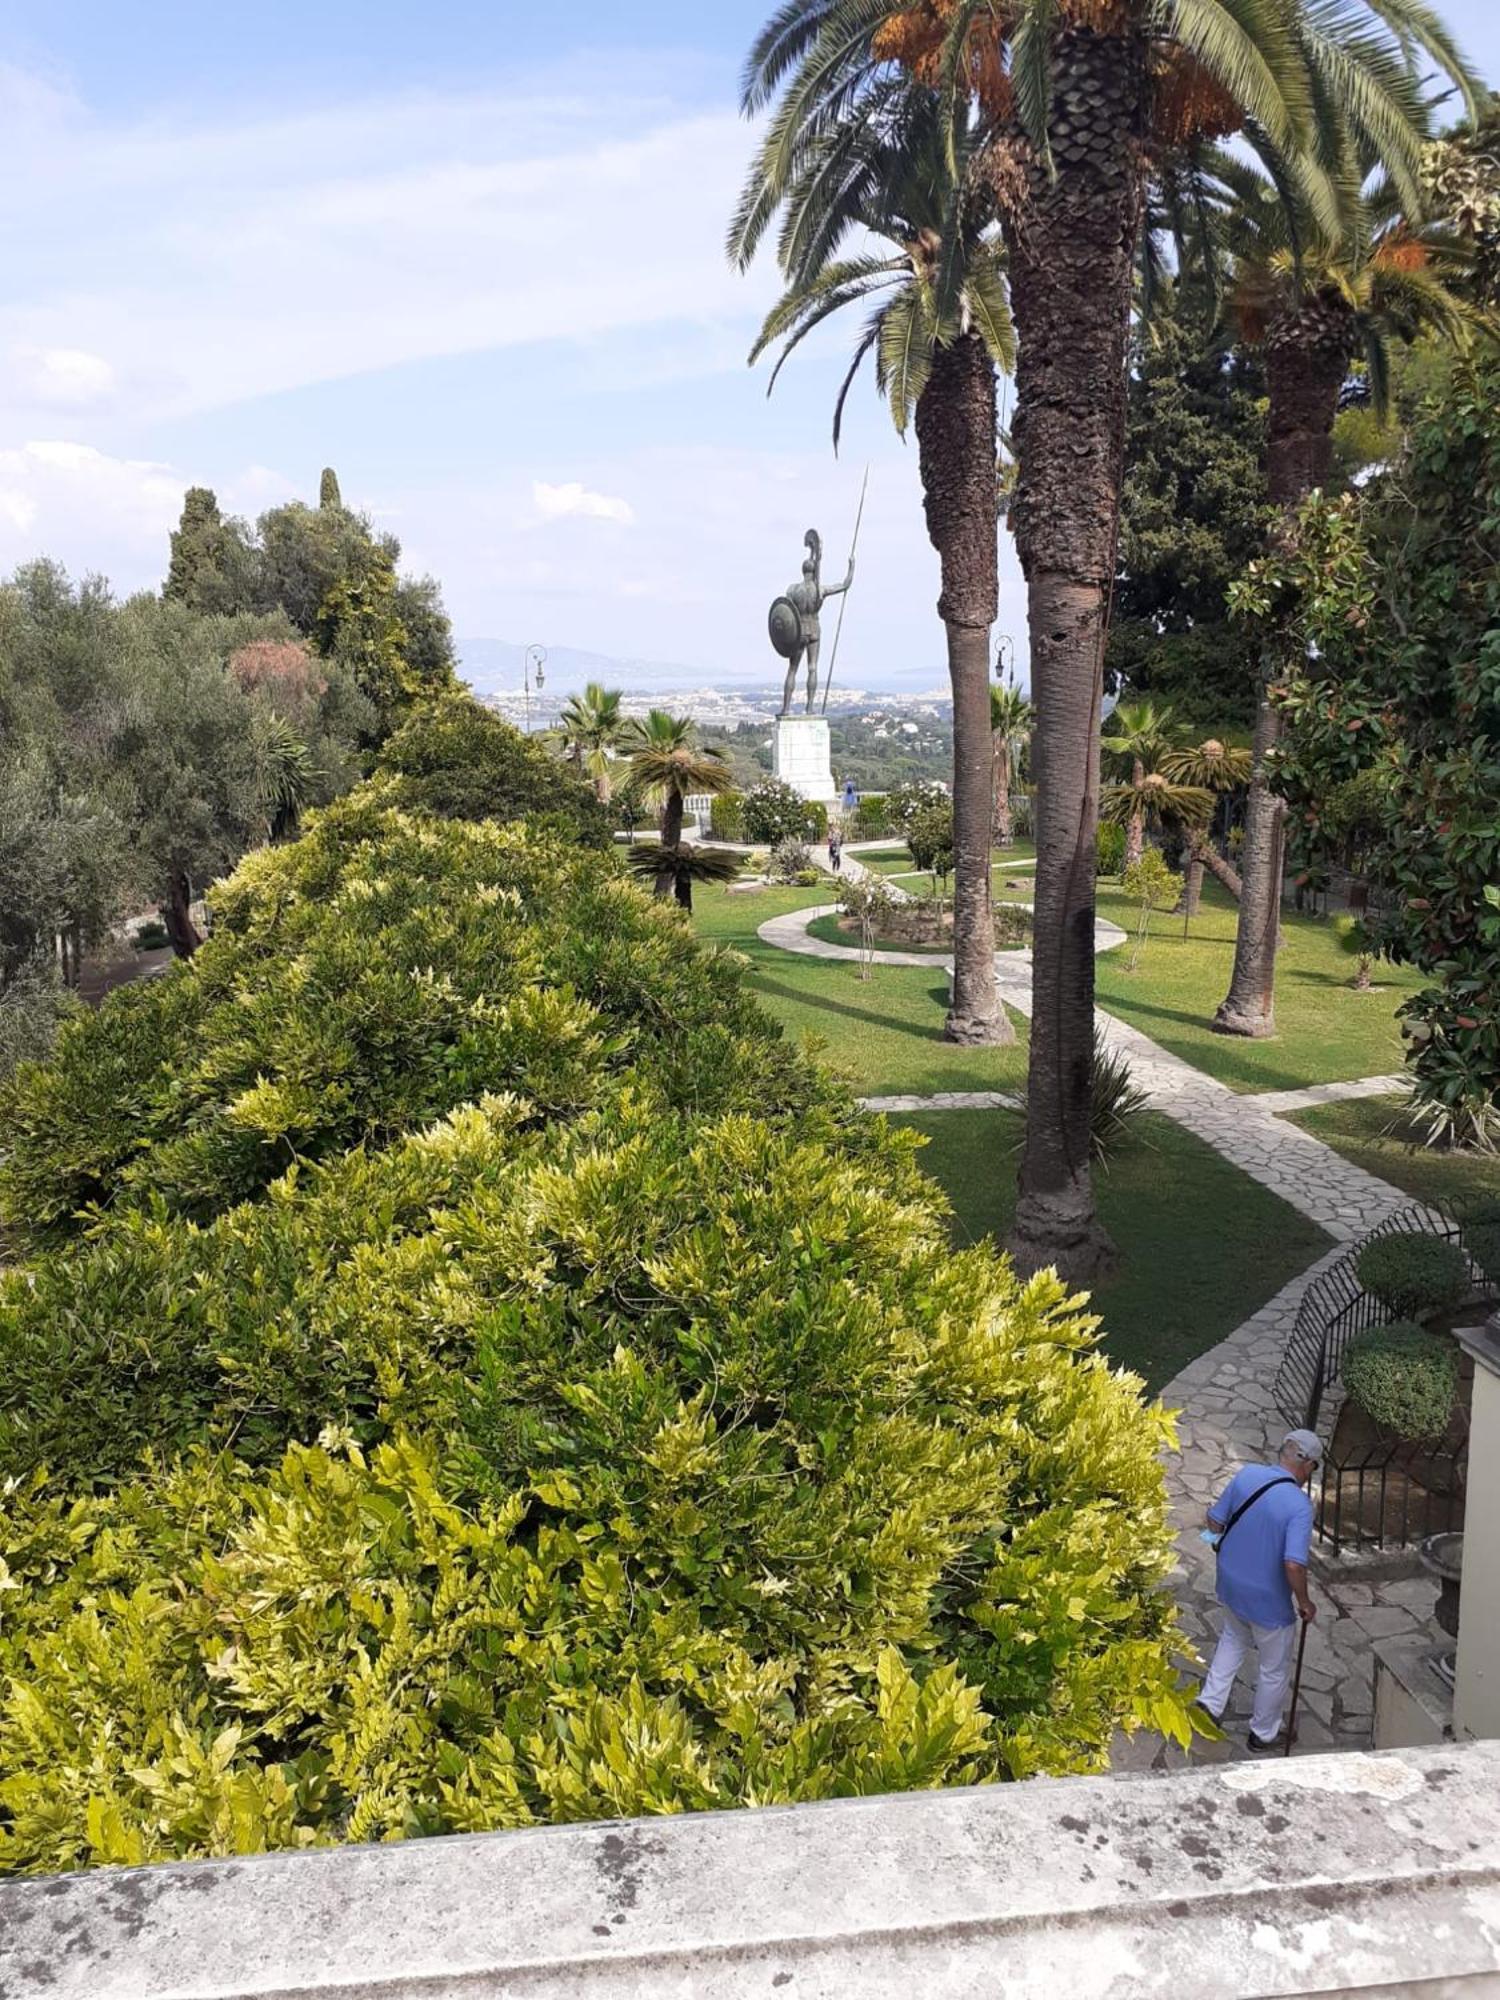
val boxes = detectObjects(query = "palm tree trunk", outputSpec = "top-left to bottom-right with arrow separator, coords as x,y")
163,868 -> 202,959
915,332 -> 1011,1047
1003,26 -> 1147,1281
1188,834 -> 1241,904
1125,756 -> 1145,870
993,737 -> 1013,847
655,791 -> 684,901
1215,338 -> 1346,1038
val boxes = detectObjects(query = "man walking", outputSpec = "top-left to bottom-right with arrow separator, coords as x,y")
1198,1428 -> 1321,1751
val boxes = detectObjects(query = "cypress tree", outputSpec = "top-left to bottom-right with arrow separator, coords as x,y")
319,467 -> 343,511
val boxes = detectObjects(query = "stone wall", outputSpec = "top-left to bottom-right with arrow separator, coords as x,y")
2,1743 -> 1498,1997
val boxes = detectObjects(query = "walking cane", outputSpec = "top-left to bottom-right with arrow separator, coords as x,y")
1284,1616 -> 1310,1757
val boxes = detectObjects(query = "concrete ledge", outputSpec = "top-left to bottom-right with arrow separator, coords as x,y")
3,1745 -> 1500,1997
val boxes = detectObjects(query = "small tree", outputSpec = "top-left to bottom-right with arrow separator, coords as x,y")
907,801 -> 954,908
839,874 -> 897,981
1338,915 -> 1378,992
1121,851 -> 1183,973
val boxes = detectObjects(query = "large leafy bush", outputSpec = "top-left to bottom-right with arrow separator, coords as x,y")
0,795 -> 822,1248
0,781 -> 1194,1874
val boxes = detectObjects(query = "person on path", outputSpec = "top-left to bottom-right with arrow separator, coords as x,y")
1198,1428 -> 1320,1751
828,828 -> 843,875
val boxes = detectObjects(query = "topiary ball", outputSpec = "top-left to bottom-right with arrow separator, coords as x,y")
1355,1231 -> 1469,1321
1342,1321 -> 1460,1443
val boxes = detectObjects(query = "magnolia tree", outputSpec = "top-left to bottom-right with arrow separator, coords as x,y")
1240,361 -> 1500,1148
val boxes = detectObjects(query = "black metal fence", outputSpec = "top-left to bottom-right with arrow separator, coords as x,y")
1274,1198 -> 1496,1556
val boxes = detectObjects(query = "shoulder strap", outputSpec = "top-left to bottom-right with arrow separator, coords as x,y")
1216,1474 -> 1297,1555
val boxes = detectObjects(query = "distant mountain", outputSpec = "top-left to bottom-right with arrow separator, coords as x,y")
455,637 -> 953,704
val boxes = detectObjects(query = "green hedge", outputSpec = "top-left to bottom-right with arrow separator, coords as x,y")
0,786 -> 1193,1874
1342,1321 -> 1460,1442
1355,1231 -> 1470,1321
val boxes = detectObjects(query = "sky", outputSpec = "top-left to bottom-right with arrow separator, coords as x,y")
2,2 -> 1497,694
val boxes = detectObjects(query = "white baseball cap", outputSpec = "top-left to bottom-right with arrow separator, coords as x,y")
1283,1427 -> 1323,1465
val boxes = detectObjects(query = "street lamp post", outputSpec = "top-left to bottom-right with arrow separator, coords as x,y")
523,645 -> 547,735
994,634 -> 1015,683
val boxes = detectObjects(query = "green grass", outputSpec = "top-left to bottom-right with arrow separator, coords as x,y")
1090,879 -> 1424,1094
692,884 -> 1029,1096
892,1108 -> 1332,1392
1286,1097 -> 1500,1213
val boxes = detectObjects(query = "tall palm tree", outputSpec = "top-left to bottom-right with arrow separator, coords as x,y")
624,710 -> 735,902
558,681 -> 626,802
1100,700 -> 1177,868
1161,736 -> 1254,914
745,92 -> 1017,1047
990,678 -> 1033,847
737,0 -> 1477,1279
1202,164 -> 1483,1036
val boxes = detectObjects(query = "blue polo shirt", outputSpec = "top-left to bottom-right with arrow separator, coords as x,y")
1210,1464 -> 1313,1629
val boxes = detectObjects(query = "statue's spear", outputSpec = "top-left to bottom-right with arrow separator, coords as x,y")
820,464 -> 869,716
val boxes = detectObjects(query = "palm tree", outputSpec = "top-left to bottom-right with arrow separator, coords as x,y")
745,92 -> 1017,1048
624,710 -> 735,901
626,840 -> 743,913
558,682 -> 626,802
737,0 -> 1478,1280
990,678 -> 1033,847
254,712 -> 319,844
1100,700 -> 1177,868
1203,164 -> 1483,1037
1101,769 -> 1213,842
1161,736 -> 1254,914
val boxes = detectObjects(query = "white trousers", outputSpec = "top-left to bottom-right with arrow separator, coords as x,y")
1201,1609 -> 1298,1740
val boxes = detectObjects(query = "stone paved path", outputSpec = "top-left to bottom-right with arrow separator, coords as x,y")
753,908 -> 1448,1765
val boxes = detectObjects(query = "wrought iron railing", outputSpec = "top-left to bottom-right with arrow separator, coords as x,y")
1273,1197 -> 1497,1555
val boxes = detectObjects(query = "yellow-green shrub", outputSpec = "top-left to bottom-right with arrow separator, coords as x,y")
0,797 -> 1194,1876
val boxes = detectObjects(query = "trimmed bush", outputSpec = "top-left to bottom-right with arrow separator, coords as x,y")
1342,1321 -> 1460,1442
1355,1231 -> 1470,1321
803,798 -> 829,841
709,790 -> 746,841
854,795 -> 890,836
1460,1201 -> 1500,1285
0,782 -> 1194,1873
1096,823 -> 1126,877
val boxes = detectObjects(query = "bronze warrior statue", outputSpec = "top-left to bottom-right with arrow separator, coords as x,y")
768,529 -> 855,716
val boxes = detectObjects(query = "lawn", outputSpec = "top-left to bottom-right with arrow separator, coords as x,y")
1089,878 -> 1423,1093
692,884 -> 1029,1096
1286,1097 -> 1500,1214
891,1107 -> 1332,1392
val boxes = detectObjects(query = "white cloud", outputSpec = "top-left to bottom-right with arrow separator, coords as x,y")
532,481 -> 635,526
0,68 -> 775,429
0,441 -> 183,580
13,345 -> 116,408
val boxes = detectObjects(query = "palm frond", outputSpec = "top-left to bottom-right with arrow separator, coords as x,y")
1009,0 -> 1058,171
965,249 -> 1017,372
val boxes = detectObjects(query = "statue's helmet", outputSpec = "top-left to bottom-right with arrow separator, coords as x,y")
802,528 -> 822,576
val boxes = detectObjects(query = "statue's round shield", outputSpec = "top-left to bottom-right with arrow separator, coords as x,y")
767,595 -> 804,661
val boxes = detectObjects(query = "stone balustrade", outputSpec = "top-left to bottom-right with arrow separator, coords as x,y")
2,1741 -> 1498,1997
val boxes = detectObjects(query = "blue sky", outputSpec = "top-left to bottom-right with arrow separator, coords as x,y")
2,1 -> 1496,692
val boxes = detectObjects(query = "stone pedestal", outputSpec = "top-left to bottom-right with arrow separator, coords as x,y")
773,715 -> 836,803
